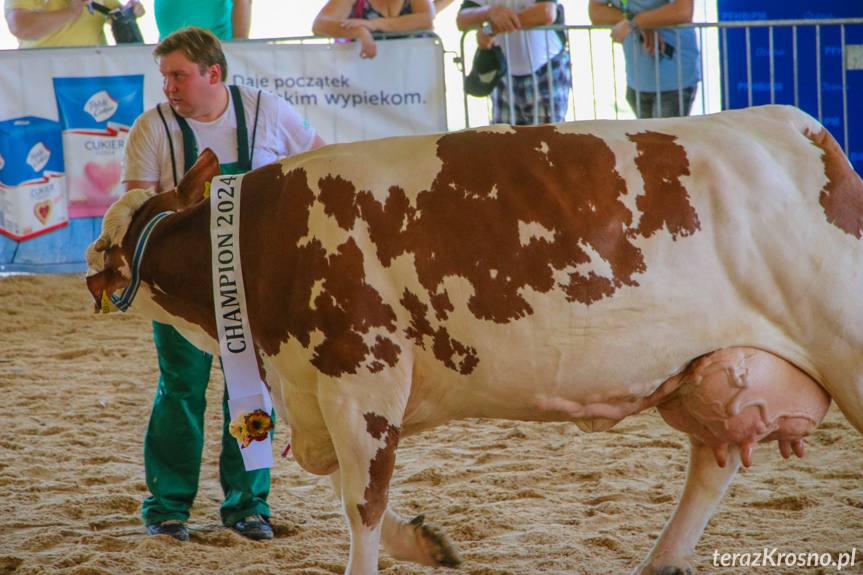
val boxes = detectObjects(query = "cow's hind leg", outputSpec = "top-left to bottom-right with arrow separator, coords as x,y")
637,347 -> 832,574
381,508 -> 462,567
320,404 -> 400,575
633,437 -> 742,575
318,375 -> 460,575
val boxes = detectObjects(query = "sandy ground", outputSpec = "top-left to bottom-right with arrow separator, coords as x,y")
1,273 -> 861,575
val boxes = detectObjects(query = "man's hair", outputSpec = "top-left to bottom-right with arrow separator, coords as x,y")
154,26 -> 228,80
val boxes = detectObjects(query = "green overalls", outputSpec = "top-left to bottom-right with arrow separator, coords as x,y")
143,87 -> 271,528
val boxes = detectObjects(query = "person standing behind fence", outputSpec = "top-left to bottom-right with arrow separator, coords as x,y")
589,0 -> 700,118
154,0 -> 251,41
4,0 -> 143,48
312,0 -> 434,60
457,0 -> 570,126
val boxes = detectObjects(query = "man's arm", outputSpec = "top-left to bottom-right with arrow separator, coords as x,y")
587,0 -> 623,26
309,134 -> 327,151
433,0 -> 456,15
628,0 -> 693,29
516,1 -> 556,29
457,4 -> 520,34
589,0 -> 694,36
123,180 -> 160,193
5,0 -> 91,41
232,0 -> 251,39
122,114 -> 165,194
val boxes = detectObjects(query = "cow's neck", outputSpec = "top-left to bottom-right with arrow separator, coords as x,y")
137,204 -> 220,342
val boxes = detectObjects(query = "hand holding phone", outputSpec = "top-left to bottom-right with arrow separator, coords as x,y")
662,42 -> 675,60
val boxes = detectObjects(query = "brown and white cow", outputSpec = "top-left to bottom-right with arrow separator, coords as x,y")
86,105 -> 863,575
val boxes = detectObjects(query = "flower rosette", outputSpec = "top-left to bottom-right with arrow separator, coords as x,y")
229,409 -> 274,449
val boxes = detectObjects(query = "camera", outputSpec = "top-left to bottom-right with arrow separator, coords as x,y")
90,2 -> 144,44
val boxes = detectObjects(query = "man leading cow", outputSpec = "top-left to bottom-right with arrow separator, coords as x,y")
121,25 -> 326,542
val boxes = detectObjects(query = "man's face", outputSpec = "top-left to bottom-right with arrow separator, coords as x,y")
159,50 -> 221,120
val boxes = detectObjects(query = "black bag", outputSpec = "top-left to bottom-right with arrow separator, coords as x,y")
91,2 -> 144,44
464,45 -> 507,97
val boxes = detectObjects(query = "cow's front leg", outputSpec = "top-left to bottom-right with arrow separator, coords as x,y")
633,436 -> 741,575
321,395 -> 404,575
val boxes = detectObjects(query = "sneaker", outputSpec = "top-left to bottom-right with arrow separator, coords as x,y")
146,519 -> 189,541
233,514 -> 273,541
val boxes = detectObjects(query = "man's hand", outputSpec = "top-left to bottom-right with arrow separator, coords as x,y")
640,29 -> 666,57
610,17 -> 633,43
125,0 -> 145,18
476,29 -> 495,50
486,4 -> 520,34
68,0 -> 92,16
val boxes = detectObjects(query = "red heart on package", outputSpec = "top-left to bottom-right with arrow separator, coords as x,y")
34,200 -> 53,225
85,161 -> 122,194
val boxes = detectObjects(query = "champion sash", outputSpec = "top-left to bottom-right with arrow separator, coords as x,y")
210,174 -> 274,470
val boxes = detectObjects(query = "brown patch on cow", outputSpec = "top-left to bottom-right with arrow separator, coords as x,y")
430,291 -> 453,321
402,289 -> 433,348
354,127 -> 633,323
356,185 -> 415,266
628,131 -> 700,240
220,125 -> 702,379
311,238 -> 399,377
433,330 -> 480,375
564,271 -> 616,306
371,335 -> 400,368
318,174 -> 359,231
358,412 -> 400,527
207,164 -> 403,379
314,125 -> 701,374
401,289 -> 478,374
807,128 -> 863,239
424,126 -> 651,312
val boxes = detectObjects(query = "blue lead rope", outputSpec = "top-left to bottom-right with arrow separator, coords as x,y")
111,211 -> 172,312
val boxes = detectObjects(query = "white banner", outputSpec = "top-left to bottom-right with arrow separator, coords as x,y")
210,173 -> 274,471
0,37 -> 446,218
0,36 -> 446,144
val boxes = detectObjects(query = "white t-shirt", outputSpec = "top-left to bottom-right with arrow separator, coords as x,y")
122,84 -> 317,192
462,0 -> 564,76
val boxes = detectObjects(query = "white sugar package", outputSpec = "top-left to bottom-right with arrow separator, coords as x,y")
54,75 -> 144,218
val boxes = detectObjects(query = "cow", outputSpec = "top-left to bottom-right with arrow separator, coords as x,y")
85,105 -> 863,575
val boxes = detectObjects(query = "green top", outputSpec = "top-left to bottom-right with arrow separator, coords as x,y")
154,0 -> 234,40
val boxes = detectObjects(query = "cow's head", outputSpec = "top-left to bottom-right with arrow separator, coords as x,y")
85,148 -> 221,313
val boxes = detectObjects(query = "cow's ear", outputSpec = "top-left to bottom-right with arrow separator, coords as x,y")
86,268 -> 130,313
176,148 -> 221,209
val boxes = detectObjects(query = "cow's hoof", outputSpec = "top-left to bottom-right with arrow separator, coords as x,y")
644,567 -> 693,575
409,514 -> 462,568
633,561 -> 693,575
